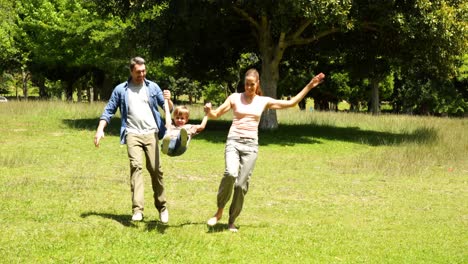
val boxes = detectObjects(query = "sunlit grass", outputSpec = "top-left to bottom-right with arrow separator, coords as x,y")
0,101 -> 466,263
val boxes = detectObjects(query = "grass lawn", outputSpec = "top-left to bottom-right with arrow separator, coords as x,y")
0,101 -> 466,263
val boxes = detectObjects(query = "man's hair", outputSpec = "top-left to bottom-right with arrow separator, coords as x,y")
173,106 -> 190,119
130,57 -> 145,71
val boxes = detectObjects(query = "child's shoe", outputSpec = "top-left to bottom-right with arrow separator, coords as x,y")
161,134 -> 170,154
180,128 -> 188,148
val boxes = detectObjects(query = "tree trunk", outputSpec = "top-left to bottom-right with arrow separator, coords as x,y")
65,81 -> 73,101
298,99 -> 306,110
35,75 -> 48,99
31,74 -> 47,98
371,77 -> 380,115
257,17 -> 283,130
77,83 -> 82,102
259,59 -> 280,130
88,86 -> 94,103
101,74 -> 114,101
22,69 -> 28,100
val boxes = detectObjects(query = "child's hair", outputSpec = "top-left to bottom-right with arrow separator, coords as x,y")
173,105 -> 190,119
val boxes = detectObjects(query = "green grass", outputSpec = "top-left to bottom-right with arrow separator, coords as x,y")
0,101 -> 466,263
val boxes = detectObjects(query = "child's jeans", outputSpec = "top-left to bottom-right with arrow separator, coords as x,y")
167,133 -> 188,156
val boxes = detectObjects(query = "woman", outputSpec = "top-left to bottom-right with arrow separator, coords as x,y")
204,68 -> 325,232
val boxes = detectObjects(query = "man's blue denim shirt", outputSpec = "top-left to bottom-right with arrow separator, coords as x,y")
99,78 -> 167,144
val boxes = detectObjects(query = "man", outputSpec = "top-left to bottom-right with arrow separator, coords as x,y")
94,57 -> 173,223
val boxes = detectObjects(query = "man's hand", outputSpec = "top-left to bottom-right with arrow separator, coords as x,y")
94,130 -> 105,147
163,90 -> 171,100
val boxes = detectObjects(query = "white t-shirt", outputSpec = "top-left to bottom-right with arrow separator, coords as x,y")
126,82 -> 158,135
228,93 -> 270,139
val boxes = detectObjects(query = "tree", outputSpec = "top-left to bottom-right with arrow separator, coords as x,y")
119,0 -> 466,122
7,0 -> 464,115
164,76 -> 201,104
0,0 -> 19,73
229,1 -> 354,128
282,0 -> 467,115
113,0 -> 353,129
388,0 -> 468,115
0,72 -> 15,95
15,0 -> 129,101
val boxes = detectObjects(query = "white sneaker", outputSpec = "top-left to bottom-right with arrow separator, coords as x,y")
180,128 -> 188,148
132,212 -> 143,221
160,209 -> 169,224
161,134 -> 170,154
207,217 -> 218,227
228,224 -> 238,232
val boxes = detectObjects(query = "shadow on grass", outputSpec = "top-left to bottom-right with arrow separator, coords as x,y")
81,212 -> 208,234
206,223 -> 231,233
64,118 -> 437,146
201,119 -> 438,146
64,117 -> 122,137
146,220 -> 207,234
80,211 -> 169,233
145,220 -> 169,234
80,211 -> 137,228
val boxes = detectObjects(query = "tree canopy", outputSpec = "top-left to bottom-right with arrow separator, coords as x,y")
1,0 -> 466,117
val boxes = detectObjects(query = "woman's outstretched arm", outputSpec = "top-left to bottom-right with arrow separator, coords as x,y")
267,73 -> 325,110
204,96 -> 232,119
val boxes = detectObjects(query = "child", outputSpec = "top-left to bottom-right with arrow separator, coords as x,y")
161,100 -> 208,156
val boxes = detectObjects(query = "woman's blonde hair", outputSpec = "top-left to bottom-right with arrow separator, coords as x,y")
244,68 -> 263,96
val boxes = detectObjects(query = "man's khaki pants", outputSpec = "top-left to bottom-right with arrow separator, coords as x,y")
126,133 -> 165,214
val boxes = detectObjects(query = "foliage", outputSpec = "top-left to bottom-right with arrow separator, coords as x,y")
166,76 -> 202,104
456,54 -> 468,82
1,0 -> 466,116
15,0 -> 130,99
203,83 -> 228,105
147,57 -> 178,86
0,0 -> 19,72
389,0 -> 467,115
0,72 -> 16,95
394,72 -> 467,116
103,0 -> 358,127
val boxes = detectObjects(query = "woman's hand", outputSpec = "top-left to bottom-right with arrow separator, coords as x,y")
204,102 -> 212,115
307,73 -> 326,89
204,98 -> 231,119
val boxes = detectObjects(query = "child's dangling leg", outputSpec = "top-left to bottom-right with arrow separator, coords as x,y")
180,128 -> 188,148
161,134 -> 171,154
167,128 -> 189,157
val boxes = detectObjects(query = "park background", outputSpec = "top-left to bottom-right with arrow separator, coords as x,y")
0,1 -> 466,118
0,0 -> 467,263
